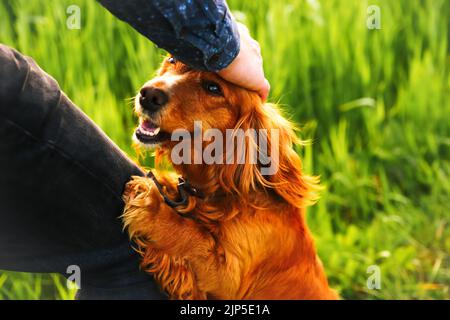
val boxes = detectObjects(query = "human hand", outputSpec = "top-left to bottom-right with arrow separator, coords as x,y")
218,23 -> 270,102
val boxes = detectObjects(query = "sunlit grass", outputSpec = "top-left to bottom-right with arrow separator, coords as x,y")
0,0 -> 448,299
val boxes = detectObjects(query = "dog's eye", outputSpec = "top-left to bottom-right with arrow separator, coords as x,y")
168,57 -> 176,64
203,81 -> 223,96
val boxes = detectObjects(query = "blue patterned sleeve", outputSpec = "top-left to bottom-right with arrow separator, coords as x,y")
98,0 -> 240,72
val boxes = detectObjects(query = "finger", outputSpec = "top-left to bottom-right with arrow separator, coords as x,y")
237,22 -> 250,35
258,79 -> 270,102
251,40 -> 261,54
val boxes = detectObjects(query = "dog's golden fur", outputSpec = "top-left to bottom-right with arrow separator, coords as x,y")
122,57 -> 337,299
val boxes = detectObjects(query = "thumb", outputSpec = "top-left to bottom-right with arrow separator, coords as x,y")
258,79 -> 270,102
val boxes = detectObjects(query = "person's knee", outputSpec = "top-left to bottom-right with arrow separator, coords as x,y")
0,44 -> 27,105
0,44 -> 61,119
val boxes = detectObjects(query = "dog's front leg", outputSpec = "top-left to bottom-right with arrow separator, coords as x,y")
122,175 -> 215,299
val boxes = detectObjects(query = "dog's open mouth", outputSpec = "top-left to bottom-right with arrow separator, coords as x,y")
135,119 -> 171,144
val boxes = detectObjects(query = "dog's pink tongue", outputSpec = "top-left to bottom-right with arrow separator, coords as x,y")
142,120 -> 157,132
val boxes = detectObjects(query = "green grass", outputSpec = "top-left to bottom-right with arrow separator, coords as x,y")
0,0 -> 449,299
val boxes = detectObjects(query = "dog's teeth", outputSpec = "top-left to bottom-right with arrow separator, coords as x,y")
139,124 -> 160,137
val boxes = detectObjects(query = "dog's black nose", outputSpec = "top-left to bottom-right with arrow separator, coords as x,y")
139,87 -> 168,112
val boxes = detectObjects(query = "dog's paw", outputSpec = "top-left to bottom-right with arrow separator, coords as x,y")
121,176 -> 162,237
124,176 -> 158,205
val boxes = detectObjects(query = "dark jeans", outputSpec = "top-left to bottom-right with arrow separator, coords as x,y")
0,44 -> 165,299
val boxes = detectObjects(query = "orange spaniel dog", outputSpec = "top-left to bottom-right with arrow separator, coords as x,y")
122,56 -> 337,300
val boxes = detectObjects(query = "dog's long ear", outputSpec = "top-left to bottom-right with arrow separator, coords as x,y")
219,93 -> 319,208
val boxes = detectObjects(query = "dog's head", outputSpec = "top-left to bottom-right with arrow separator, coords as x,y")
134,56 -> 245,145
133,56 -> 319,208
